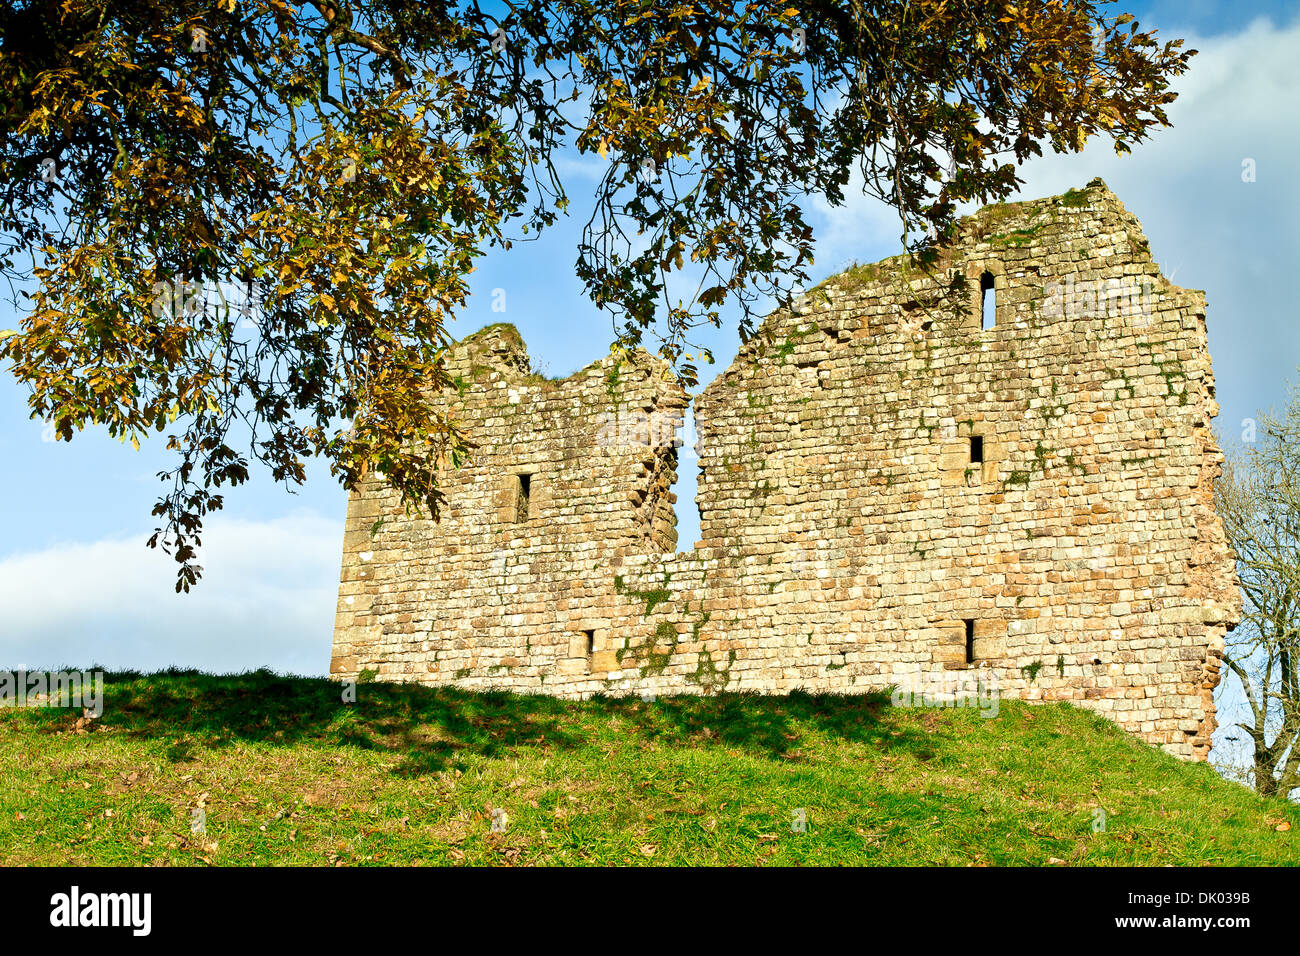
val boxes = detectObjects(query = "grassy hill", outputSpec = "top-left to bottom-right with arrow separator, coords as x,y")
0,670 -> 1295,866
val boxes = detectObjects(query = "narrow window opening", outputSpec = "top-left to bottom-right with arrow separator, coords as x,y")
514,472 -> 532,523
668,405 -> 697,551
980,271 -> 996,330
969,435 -> 984,464
964,619 -> 976,664
583,629 -> 596,670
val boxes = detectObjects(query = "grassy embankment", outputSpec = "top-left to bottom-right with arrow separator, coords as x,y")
1,670 -> 1295,865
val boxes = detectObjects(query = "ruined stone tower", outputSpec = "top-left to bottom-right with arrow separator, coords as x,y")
331,180 -> 1241,761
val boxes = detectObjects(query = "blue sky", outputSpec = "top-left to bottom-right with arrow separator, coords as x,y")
1,2 -> 1297,771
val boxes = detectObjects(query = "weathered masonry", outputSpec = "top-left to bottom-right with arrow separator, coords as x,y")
332,180 -> 1241,761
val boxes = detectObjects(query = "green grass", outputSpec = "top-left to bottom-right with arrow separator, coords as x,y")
2,670 -> 1296,866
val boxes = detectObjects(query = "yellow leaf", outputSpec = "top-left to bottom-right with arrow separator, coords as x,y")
597,138 -> 608,159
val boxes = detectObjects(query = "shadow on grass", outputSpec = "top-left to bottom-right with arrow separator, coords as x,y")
14,668 -> 937,776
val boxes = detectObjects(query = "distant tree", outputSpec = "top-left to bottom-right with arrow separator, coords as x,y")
1215,392 -> 1300,799
0,1 -> 1193,588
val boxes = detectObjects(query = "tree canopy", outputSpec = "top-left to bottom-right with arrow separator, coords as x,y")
0,0 -> 1193,588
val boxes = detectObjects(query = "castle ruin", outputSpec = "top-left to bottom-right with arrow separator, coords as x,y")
331,180 -> 1241,761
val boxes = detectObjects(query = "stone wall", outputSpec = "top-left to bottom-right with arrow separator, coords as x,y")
331,180 -> 1241,761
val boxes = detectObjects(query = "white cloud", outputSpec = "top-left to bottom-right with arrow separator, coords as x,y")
0,512 -> 340,676
809,16 -> 1300,264
1003,16 -> 1300,197
808,173 -> 912,281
